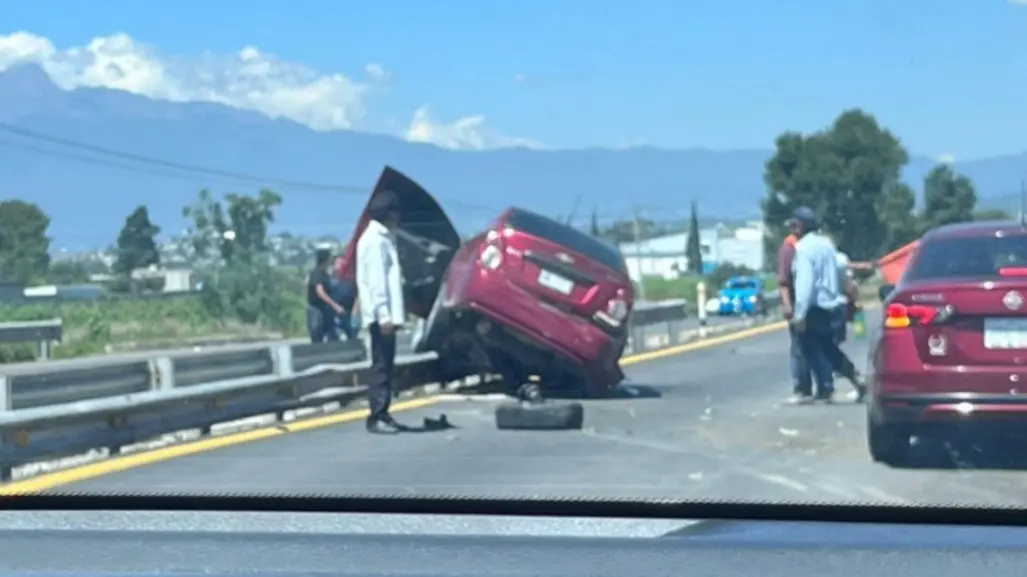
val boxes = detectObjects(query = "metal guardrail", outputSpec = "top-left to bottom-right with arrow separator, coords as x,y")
625,290 -> 780,355
0,299 -> 778,482
0,319 -> 63,360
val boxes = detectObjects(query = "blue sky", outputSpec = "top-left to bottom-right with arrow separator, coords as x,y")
7,0 -> 1027,160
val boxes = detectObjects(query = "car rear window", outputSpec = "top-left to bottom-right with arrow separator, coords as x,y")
506,209 -> 627,274
906,234 -> 1027,280
726,280 -> 757,290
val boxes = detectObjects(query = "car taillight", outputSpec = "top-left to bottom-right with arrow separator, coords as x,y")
480,244 -> 503,270
999,267 -> 1027,277
884,303 -> 953,329
593,297 -> 630,329
606,298 -> 628,322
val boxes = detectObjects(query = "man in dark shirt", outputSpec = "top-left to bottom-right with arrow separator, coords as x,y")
777,221 -> 813,404
307,248 -> 344,343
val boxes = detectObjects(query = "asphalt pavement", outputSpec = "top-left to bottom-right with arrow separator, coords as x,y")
58,311 -> 1027,507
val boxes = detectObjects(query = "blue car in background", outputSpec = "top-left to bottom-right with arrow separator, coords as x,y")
716,276 -> 766,316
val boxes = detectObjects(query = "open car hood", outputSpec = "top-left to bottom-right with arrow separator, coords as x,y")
336,167 -> 462,319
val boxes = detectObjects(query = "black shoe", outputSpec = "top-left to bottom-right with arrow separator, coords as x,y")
851,378 -> 868,403
366,418 -> 400,434
814,391 -> 836,403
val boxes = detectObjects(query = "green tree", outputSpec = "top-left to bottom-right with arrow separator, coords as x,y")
0,200 -> 51,283
183,189 -> 282,266
974,208 -> 1013,221
920,164 -> 977,232
113,206 -> 161,279
48,260 -> 91,285
602,218 -> 657,244
182,189 -> 231,263
877,182 -> 920,252
184,189 -> 292,329
762,109 -> 909,262
685,200 -> 703,274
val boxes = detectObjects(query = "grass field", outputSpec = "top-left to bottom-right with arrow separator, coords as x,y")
639,274 -> 779,304
0,292 -> 306,363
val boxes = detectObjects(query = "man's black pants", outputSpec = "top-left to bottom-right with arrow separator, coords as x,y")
367,322 -> 397,422
799,306 -> 859,396
306,306 -> 339,343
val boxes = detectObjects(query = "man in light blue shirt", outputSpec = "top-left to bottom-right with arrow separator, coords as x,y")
790,207 -> 866,402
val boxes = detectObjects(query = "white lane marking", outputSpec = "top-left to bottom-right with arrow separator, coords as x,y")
859,485 -> 911,504
753,473 -> 808,493
815,481 -> 859,500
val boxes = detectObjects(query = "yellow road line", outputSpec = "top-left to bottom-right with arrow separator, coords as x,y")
0,397 -> 443,495
620,320 -> 788,365
0,317 -> 796,495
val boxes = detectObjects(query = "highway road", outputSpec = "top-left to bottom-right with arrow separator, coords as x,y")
47,310 -> 1027,507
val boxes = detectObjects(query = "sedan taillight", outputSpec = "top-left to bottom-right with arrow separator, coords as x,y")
594,297 -> 629,328
480,244 -> 503,270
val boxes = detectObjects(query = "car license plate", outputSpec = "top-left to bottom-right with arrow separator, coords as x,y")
538,270 -> 574,295
984,318 -> 1027,349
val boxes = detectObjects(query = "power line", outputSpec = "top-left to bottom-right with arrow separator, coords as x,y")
0,121 -> 684,227
0,121 -> 503,214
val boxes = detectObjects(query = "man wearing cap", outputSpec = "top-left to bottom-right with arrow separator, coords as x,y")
790,207 -> 868,403
778,218 -> 813,404
357,190 -> 407,434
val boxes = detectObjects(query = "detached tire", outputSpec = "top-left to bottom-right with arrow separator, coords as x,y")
495,401 -> 585,431
867,413 -> 911,467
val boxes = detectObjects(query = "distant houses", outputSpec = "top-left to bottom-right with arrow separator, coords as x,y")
618,221 -> 766,283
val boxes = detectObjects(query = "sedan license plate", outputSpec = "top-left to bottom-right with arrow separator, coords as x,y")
538,270 -> 574,295
984,318 -> 1027,349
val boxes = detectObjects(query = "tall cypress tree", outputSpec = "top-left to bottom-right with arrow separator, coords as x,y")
685,200 -> 703,274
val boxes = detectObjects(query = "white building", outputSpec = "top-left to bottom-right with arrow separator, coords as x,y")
618,221 -> 766,283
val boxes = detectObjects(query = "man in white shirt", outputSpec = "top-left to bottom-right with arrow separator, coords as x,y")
357,189 -> 407,434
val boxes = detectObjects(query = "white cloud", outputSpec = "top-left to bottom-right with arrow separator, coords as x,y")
0,30 -> 383,131
404,106 -> 545,151
0,31 -> 541,150
364,62 -> 391,83
937,152 -> 956,165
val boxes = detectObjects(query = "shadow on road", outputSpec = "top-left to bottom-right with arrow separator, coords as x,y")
395,415 -> 460,434
544,383 -> 665,401
896,435 -> 1027,471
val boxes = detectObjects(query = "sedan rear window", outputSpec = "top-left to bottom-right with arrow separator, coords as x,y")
506,208 -> 627,274
906,234 -> 1027,280
726,280 -> 758,290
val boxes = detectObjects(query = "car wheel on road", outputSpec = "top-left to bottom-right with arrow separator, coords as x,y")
495,399 -> 585,431
867,413 -> 911,466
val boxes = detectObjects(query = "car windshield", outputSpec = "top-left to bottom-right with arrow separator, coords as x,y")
506,208 -> 628,274
3,4 -> 1023,515
907,234 -> 1027,281
725,280 -> 758,290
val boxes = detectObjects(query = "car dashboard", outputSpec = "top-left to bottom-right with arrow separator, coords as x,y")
0,510 -> 1023,577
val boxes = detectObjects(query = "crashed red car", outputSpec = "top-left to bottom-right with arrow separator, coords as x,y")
337,167 -> 635,399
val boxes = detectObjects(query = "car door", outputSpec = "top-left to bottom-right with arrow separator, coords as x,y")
336,166 -> 462,319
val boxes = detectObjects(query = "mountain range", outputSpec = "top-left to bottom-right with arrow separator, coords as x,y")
0,63 -> 1025,249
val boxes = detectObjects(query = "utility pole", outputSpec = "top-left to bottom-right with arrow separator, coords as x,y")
632,207 -> 648,301
1020,178 -> 1026,227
